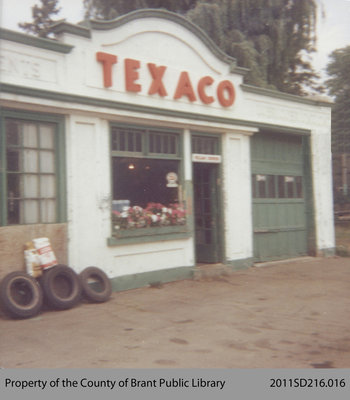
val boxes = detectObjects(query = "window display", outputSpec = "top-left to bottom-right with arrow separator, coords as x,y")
111,126 -> 186,232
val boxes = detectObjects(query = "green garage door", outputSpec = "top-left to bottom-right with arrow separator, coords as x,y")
251,132 -> 310,262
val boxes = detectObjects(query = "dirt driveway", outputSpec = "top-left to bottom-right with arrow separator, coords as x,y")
1,256 -> 350,368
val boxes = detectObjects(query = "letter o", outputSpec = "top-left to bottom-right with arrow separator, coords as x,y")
217,80 -> 235,107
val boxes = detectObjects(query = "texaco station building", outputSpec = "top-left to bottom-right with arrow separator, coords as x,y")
0,10 -> 335,290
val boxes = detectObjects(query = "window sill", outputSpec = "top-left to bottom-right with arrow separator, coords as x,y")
107,225 -> 191,246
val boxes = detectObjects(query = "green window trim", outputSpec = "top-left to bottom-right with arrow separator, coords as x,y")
0,109 -> 66,226
110,124 -> 182,159
107,225 -> 191,246
192,134 -> 220,155
110,123 -> 188,244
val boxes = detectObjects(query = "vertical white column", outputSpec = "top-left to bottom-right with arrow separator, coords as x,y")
223,132 -> 254,261
183,128 -> 195,265
183,128 -> 192,181
311,127 -> 335,253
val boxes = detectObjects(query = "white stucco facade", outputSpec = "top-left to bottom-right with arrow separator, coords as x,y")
0,10 -> 334,288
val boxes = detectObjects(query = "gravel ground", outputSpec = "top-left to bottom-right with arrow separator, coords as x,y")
1,256 -> 350,368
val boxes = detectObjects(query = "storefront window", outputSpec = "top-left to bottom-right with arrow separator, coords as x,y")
111,126 -> 186,232
1,117 -> 62,225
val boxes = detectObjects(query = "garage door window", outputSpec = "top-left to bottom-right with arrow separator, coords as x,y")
252,174 -> 303,199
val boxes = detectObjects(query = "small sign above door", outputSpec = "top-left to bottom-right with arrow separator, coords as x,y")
192,154 -> 222,163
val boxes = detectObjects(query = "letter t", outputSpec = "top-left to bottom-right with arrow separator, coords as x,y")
96,52 -> 117,88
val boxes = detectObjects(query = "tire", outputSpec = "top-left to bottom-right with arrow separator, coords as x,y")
0,271 -> 43,319
79,267 -> 112,303
40,264 -> 82,310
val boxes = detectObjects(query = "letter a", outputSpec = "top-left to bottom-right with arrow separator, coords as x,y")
174,71 -> 196,102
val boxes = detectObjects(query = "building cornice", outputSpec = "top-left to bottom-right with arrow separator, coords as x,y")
0,83 -> 311,136
0,28 -> 74,53
242,84 -> 333,108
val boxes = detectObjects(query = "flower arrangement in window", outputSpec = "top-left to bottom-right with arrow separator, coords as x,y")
112,202 -> 186,230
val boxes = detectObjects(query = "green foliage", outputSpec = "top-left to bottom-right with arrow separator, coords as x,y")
186,0 -> 320,94
326,46 -> 350,153
16,0 -> 320,95
83,0 -> 198,19
19,0 -> 61,38
83,0 -> 320,94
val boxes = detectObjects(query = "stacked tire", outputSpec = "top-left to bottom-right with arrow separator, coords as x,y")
40,264 -> 82,310
0,265 -> 112,319
0,272 -> 43,319
79,266 -> 112,303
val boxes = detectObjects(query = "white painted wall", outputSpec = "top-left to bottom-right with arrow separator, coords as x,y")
65,114 -> 195,277
223,132 -> 255,261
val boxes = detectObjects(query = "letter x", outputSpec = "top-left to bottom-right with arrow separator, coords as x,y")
147,63 -> 167,96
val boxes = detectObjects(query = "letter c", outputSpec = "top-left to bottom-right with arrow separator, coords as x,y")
198,76 -> 214,104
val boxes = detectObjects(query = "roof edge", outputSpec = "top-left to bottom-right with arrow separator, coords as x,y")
58,9 -> 247,75
50,21 -> 91,38
241,84 -> 333,107
0,28 -> 74,54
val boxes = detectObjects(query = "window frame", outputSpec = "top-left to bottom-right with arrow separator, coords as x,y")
109,123 -> 189,245
0,109 -> 66,226
110,124 -> 182,160
252,173 -> 303,200
192,134 -> 220,155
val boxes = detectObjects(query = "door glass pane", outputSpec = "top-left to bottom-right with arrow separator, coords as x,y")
205,230 -> 212,244
204,199 -> 211,213
205,216 -> 212,228
196,229 -> 205,245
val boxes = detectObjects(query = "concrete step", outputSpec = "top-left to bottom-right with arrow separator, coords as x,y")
193,263 -> 233,280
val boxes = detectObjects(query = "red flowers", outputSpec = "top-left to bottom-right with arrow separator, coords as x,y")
112,202 -> 186,230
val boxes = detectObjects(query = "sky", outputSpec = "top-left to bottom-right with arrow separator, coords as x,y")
1,0 -> 350,83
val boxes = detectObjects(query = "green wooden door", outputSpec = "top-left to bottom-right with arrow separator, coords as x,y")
251,132 -> 309,262
193,163 -> 220,263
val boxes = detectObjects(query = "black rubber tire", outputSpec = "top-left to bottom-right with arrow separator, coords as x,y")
79,267 -> 112,303
0,271 -> 43,319
40,264 -> 82,310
